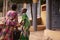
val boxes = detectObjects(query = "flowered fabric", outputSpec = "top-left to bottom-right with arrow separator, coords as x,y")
5,10 -> 18,26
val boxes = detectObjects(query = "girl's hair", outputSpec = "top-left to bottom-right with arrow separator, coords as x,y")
23,8 -> 27,11
22,8 -> 27,13
11,4 -> 17,10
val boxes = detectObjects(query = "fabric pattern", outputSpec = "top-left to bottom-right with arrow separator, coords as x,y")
5,10 -> 18,26
20,13 -> 30,40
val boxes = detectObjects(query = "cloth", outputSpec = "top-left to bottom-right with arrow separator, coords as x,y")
13,29 -> 21,40
20,13 -> 30,40
5,10 -> 18,26
22,13 -> 30,29
4,29 -> 13,40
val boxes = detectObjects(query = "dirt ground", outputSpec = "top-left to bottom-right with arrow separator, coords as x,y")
29,30 -> 44,40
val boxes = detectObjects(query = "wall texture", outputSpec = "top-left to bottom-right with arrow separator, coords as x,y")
41,4 -> 46,26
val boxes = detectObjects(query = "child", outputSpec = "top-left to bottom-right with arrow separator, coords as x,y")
20,8 -> 30,40
13,27 -> 21,40
4,4 -> 18,40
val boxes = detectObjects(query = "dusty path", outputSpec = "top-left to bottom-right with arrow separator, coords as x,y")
29,30 -> 44,40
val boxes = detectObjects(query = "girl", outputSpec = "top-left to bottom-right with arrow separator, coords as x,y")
20,8 -> 30,40
5,4 -> 18,40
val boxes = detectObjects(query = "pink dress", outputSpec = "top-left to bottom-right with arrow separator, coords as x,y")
5,10 -> 18,27
5,28 -> 13,40
5,33 -> 13,40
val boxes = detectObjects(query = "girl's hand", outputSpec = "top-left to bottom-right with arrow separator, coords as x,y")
20,20 -> 24,25
16,23 -> 21,27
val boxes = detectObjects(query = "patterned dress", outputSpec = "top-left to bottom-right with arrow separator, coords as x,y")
4,10 -> 18,40
4,29 -> 13,40
5,10 -> 18,27
20,13 -> 30,40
